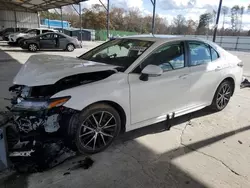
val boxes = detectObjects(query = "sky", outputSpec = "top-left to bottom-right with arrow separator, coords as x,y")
79,0 -> 250,30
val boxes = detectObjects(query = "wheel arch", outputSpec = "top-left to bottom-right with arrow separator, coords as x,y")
221,77 -> 235,96
82,100 -> 127,134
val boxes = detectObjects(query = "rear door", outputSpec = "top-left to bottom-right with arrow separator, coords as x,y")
187,41 -> 223,107
39,33 -> 56,49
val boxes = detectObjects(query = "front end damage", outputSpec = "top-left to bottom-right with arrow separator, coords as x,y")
2,70 -> 115,172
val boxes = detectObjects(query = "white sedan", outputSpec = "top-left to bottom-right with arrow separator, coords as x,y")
8,35 -> 243,154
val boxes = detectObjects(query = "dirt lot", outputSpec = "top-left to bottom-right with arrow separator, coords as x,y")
0,41 -> 250,188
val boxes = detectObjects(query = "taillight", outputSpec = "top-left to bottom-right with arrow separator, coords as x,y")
237,61 -> 243,67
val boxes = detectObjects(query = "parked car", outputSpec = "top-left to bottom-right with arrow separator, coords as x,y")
0,28 -> 29,41
5,35 -> 243,156
20,32 -> 82,52
8,28 -> 57,44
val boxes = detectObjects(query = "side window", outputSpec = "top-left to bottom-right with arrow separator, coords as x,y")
59,34 -> 66,38
138,43 -> 185,72
42,30 -> 50,34
28,29 -> 37,35
40,33 -> 53,40
188,42 -> 211,66
210,47 -> 219,61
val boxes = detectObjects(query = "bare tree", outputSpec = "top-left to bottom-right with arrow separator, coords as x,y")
221,6 -> 229,29
172,14 -> 186,34
196,13 -> 212,35
239,6 -> 245,31
231,5 -> 240,34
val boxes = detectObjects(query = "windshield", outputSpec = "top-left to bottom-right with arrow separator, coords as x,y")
79,39 -> 154,72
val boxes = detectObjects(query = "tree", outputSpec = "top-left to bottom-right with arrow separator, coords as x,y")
196,13 -> 212,34
221,6 -> 229,29
231,5 -> 240,34
172,14 -> 186,34
239,6 -> 245,31
186,19 -> 197,34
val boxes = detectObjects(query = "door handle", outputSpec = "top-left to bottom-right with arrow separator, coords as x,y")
179,74 -> 189,79
215,66 -> 222,71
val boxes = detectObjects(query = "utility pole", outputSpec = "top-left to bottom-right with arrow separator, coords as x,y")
213,0 -> 223,42
151,0 -> 156,34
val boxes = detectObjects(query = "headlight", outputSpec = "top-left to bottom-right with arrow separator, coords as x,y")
11,96 -> 71,111
47,96 -> 71,109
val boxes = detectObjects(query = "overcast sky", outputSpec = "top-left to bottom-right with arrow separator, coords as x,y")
79,0 -> 250,30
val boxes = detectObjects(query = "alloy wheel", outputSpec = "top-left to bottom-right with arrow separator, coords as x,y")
29,44 -> 37,52
78,111 -> 118,151
67,44 -> 74,52
216,83 -> 231,109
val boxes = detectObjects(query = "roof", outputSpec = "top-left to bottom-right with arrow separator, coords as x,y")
0,0 -> 88,12
124,34 -> 210,43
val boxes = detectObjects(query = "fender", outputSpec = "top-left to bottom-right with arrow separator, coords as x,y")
51,73 -> 131,126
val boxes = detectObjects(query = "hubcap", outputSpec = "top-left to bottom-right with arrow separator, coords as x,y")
29,44 -> 37,51
79,111 -> 117,151
216,84 -> 231,109
68,45 -> 74,51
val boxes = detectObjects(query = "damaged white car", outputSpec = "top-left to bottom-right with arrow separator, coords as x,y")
5,36 -> 243,157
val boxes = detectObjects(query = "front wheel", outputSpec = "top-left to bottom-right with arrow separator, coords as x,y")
210,80 -> 232,111
66,44 -> 75,52
75,103 -> 121,154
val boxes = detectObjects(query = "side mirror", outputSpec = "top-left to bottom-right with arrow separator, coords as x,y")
140,64 -> 163,81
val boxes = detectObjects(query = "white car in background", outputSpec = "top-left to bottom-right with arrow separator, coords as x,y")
8,28 -> 57,44
6,35 -> 243,155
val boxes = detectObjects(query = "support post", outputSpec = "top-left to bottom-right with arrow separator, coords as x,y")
60,7 -> 63,33
151,0 -> 156,35
47,11 -> 50,28
14,11 -> 17,31
79,2 -> 82,43
213,0 -> 223,42
107,0 -> 110,40
37,12 -> 41,28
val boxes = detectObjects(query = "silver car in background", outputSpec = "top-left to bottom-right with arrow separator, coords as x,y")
20,32 -> 82,52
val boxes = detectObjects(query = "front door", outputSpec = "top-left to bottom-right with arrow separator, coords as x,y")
129,42 -> 191,124
39,33 -> 56,49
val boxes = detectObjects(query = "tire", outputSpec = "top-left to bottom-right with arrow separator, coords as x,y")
28,43 -> 38,52
75,103 -> 121,154
66,44 -> 75,52
17,38 -> 23,45
210,80 -> 233,111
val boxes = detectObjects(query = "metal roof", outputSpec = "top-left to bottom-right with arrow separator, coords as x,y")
0,0 -> 88,12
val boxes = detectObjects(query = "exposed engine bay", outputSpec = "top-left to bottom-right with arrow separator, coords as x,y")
2,70 -> 115,172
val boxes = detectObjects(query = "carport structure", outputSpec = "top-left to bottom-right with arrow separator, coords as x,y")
0,0 -> 223,41
0,0 -> 88,42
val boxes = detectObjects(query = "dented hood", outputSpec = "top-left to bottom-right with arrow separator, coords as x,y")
13,54 -> 118,86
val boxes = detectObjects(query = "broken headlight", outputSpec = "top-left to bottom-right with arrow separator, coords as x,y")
11,96 -> 71,111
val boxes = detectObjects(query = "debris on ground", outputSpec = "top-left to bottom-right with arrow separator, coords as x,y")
238,140 -> 243,144
240,78 -> 250,88
68,157 -> 94,171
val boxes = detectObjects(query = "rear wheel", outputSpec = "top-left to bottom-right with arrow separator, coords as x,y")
210,80 -> 233,111
75,103 -> 121,154
28,43 -> 38,52
66,44 -> 75,52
